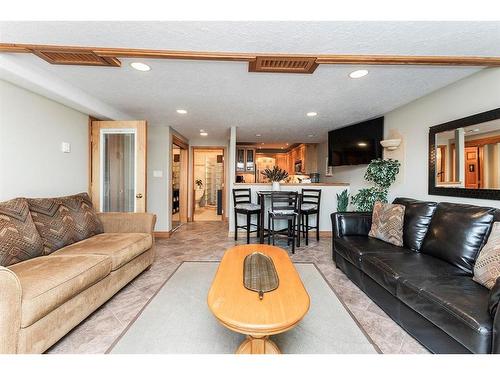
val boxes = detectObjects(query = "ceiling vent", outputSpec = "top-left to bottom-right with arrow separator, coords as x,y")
249,55 -> 318,74
32,49 -> 121,67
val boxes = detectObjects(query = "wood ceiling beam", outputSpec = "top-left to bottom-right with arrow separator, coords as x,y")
315,54 -> 500,66
1,43 -> 500,67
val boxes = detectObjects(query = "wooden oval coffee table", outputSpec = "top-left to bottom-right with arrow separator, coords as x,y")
207,244 -> 310,354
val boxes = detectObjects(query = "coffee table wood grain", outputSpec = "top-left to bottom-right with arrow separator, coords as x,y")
207,244 -> 310,354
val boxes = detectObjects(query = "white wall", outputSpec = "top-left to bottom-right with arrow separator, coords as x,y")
0,80 -> 89,200
320,68 -> 500,209
147,125 -> 171,232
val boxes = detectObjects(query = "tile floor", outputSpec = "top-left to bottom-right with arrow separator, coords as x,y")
47,221 -> 428,354
194,206 -> 221,221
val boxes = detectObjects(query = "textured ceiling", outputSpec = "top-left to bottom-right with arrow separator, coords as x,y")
1,21 -> 500,143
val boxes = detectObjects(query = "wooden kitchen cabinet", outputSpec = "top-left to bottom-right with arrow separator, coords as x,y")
275,153 -> 288,172
236,147 -> 256,172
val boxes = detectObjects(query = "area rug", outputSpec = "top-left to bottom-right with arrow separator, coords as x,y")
109,262 -> 379,354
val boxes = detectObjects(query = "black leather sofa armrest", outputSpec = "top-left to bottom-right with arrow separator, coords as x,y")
489,277 -> 500,353
331,211 -> 372,238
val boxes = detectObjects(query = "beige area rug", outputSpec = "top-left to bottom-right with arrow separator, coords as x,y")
109,262 -> 379,354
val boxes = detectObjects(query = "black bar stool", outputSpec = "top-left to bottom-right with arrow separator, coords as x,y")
268,191 -> 298,253
299,189 -> 322,245
233,188 -> 261,244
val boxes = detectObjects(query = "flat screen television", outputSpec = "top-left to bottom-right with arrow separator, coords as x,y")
328,117 -> 384,166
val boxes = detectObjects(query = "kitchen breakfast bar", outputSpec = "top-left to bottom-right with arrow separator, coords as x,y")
229,183 -> 350,241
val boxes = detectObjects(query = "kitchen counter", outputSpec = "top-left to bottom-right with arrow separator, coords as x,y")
234,182 -> 349,186
229,183 -> 350,236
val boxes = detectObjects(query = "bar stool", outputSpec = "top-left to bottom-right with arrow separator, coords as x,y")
233,188 -> 261,244
299,189 -> 322,245
268,191 -> 299,254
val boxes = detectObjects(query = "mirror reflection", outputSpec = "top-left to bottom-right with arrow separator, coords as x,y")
435,118 -> 500,189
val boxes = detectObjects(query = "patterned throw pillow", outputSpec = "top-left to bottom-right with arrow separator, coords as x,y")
473,222 -> 500,289
0,198 -> 44,266
28,193 -> 103,254
369,201 -> 405,247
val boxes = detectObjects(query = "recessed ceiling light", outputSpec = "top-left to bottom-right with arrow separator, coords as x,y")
473,128 -> 480,132
261,142 -> 265,145
308,134 -> 314,138
349,69 -> 369,79
130,62 -> 151,72
285,143 -> 289,146
306,112 -> 317,117
176,109 -> 188,114
358,142 -> 368,147
200,131 -> 208,136
256,134 -> 262,137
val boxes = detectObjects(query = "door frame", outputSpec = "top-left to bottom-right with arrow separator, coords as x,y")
172,135 -> 189,227
191,146 -> 226,221
89,119 -> 147,212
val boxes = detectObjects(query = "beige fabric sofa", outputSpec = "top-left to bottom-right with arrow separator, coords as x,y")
0,212 -> 156,354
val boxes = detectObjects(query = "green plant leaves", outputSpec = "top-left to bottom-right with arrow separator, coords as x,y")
351,158 -> 400,211
336,189 -> 349,212
261,166 -> 289,182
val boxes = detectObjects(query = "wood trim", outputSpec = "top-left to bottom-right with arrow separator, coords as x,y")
465,135 -> 500,147
87,116 -> 101,198
2,43 -> 500,68
172,135 -> 189,225
315,54 -> 500,66
172,135 -> 189,150
154,231 -> 171,238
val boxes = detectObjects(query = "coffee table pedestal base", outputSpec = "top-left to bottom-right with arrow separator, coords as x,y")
236,335 -> 281,354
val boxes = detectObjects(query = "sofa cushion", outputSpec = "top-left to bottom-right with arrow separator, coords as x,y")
473,222 -> 500,289
362,252 -> 468,295
368,202 -> 405,247
393,197 -> 437,251
28,193 -> 104,254
398,275 -> 493,353
335,236 -> 411,267
489,277 -> 500,317
0,198 -> 44,266
52,233 -> 152,271
420,203 -> 496,274
8,254 -> 111,327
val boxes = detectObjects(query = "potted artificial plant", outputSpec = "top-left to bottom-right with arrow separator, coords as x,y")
261,166 -> 289,191
351,158 -> 401,211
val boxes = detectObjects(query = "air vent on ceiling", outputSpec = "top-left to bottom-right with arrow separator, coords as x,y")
249,55 -> 318,74
32,49 -> 121,67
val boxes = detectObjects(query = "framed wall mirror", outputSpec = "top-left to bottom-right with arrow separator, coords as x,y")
429,107 -> 500,200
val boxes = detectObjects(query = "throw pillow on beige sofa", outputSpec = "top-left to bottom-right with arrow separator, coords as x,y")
0,198 -> 44,266
28,193 -> 103,254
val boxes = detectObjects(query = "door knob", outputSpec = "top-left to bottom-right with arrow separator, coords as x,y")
136,193 -> 143,199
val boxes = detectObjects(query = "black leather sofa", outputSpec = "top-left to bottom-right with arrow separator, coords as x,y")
331,198 -> 500,354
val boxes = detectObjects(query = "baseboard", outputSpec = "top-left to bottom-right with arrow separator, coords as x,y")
154,231 -> 171,238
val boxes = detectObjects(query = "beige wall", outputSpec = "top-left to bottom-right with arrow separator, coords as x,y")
319,68 -> 500,209
0,80 -> 89,201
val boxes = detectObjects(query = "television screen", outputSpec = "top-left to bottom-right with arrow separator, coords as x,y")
328,117 -> 384,166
